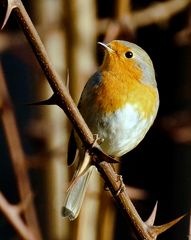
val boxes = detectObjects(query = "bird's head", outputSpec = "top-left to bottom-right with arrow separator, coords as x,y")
98,40 -> 157,87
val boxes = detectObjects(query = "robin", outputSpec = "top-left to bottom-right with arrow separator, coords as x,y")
62,40 -> 159,220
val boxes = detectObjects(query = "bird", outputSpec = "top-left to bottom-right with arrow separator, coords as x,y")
62,40 -> 159,220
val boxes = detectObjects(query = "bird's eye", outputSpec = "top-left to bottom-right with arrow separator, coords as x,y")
125,51 -> 133,58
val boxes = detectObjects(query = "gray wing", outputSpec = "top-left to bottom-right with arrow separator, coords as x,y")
78,71 -> 102,109
68,71 -> 101,166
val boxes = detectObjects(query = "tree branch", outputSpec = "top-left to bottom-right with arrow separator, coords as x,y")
0,192 -> 35,240
0,64 -> 42,240
132,0 -> 191,28
98,0 -> 190,41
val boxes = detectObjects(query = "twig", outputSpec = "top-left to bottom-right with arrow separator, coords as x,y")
99,0 -> 191,39
132,0 -> 191,28
0,1 -> 187,239
103,0 -> 134,43
0,192 -> 35,240
95,161 -> 186,239
0,64 -> 42,240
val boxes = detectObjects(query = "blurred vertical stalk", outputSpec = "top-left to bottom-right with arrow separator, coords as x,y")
97,192 -> 116,240
65,0 -> 97,103
64,0 -> 100,240
32,0 -> 70,239
115,0 -> 131,19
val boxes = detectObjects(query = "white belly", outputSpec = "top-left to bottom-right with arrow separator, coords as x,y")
82,104 -> 156,157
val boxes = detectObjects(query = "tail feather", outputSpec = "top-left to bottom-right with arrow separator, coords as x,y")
62,166 -> 94,220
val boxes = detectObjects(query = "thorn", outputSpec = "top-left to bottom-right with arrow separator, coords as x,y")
1,0 -> 20,30
26,94 -> 58,106
145,201 -> 158,226
149,213 -> 187,238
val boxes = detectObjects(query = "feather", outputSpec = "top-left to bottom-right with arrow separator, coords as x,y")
62,166 -> 94,220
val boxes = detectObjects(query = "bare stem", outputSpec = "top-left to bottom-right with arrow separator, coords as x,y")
98,0 -> 191,35
132,0 -> 191,28
0,65 -> 42,240
95,161 -> 153,239
0,192 -> 35,240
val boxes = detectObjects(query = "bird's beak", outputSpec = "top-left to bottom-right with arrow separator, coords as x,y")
97,42 -> 114,53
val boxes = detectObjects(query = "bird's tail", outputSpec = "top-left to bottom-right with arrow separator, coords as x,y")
62,166 -> 94,220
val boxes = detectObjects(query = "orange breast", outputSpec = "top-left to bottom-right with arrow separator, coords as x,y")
93,68 -> 158,118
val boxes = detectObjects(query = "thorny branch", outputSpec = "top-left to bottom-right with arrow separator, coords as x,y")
0,192 -> 35,240
99,0 -> 191,42
132,0 -> 191,28
0,64 -> 42,240
0,0 -> 189,239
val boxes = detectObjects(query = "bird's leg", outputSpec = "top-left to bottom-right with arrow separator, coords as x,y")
90,134 -> 120,164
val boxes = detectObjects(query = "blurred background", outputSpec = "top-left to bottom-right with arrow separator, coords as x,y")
0,0 -> 191,239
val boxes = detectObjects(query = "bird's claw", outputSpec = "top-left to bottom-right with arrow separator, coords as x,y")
92,134 -> 104,146
91,134 -> 120,164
